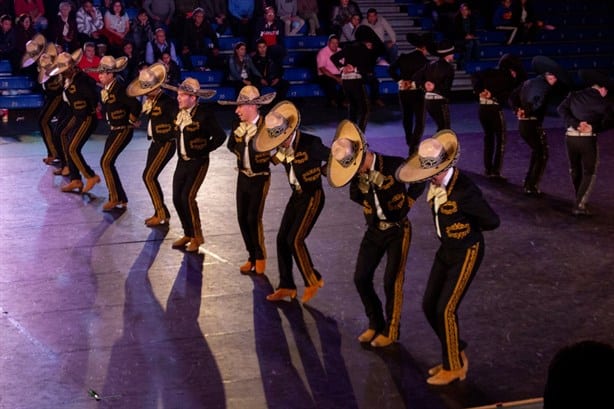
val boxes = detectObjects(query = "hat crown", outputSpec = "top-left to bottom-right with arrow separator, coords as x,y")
38,53 -> 53,68
179,78 -> 201,94
139,66 -> 161,85
237,85 -> 261,103
55,52 -> 73,67
417,139 -> 447,169
331,138 -> 356,167
265,111 -> 289,138
25,40 -> 42,54
99,56 -> 116,70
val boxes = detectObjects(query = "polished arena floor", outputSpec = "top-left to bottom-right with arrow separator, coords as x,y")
1,97 -> 613,409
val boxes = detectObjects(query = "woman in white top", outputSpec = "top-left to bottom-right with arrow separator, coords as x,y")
102,1 -> 130,48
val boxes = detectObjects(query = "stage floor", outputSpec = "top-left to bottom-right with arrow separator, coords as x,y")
1,99 -> 613,409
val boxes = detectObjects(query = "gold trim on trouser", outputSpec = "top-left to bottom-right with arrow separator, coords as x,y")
40,96 -> 61,158
257,178 -> 271,259
444,242 -> 480,370
60,116 -> 76,163
68,115 -> 95,179
101,128 -> 131,202
497,108 -> 507,167
144,142 -> 173,218
293,189 -> 323,287
188,163 -> 208,240
388,222 -> 412,341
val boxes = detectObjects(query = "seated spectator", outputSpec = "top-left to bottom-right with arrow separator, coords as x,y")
514,0 -> 555,44
331,0 -> 362,37
50,1 -> 79,52
14,14 -> 36,59
205,46 -> 227,71
453,3 -> 479,70
142,0 -> 174,30
203,0 -> 230,36
76,0 -> 104,46
298,0 -> 319,36
78,42 -> 102,82
276,0 -> 305,36
160,50 -> 181,86
361,7 -> 398,64
253,6 -> 286,67
119,40 -> 139,82
493,0 -> 518,45
227,41 -> 262,94
228,0 -> 255,38
316,34 -> 344,108
127,9 -> 153,64
102,1 -> 130,53
14,0 -> 47,32
0,14 -> 17,73
253,38 -> 288,105
340,13 -> 360,46
145,27 -> 179,67
180,7 -> 219,70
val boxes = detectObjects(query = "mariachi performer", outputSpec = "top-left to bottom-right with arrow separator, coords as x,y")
328,120 -> 424,348
162,78 -> 226,253
48,49 -> 101,194
397,130 -> 500,385
87,56 -> 142,211
219,86 -> 276,275
254,101 -> 330,303
126,63 -> 178,226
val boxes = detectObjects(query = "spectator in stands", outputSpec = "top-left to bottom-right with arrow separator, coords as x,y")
339,13 -> 360,46
14,14 -> 36,67
205,45 -> 227,71
119,40 -> 138,82
50,1 -> 79,52
361,8 -> 398,64
128,9 -> 154,64
514,0 -> 555,44
142,0 -> 174,30
14,0 -> 47,32
253,37 -> 288,105
453,3 -> 479,70
180,7 -> 219,70
228,41 -> 262,95
424,0 -> 456,40
0,14 -> 17,73
203,0 -> 230,36
76,0 -> 104,46
330,0 -> 361,37
492,0 -> 517,45
161,50 -> 180,86
228,0 -> 255,38
317,34 -> 344,108
276,0 -> 305,36
145,27 -> 179,67
78,41 -> 102,82
102,1 -> 130,53
253,6 -> 286,67
297,0 -> 319,36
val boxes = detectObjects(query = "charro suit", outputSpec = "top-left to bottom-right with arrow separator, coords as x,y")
39,74 -> 68,165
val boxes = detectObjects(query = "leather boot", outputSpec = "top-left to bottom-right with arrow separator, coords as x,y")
301,279 -> 324,303
254,259 -> 266,274
172,236 -> 190,249
239,261 -> 253,274
357,329 -> 376,343
185,237 -> 203,253
426,367 -> 467,385
370,334 -> 394,348
83,174 -> 101,193
266,288 -> 297,301
61,179 -> 83,193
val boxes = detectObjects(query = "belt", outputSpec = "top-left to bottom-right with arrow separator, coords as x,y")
109,125 -> 130,131
342,72 -> 362,80
239,168 -> 270,177
377,220 -> 402,231
566,127 -> 594,137
519,116 -> 538,121
425,92 -> 444,100
479,97 -> 499,105
398,80 -> 417,91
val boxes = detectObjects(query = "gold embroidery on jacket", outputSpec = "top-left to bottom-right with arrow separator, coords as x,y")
106,94 -> 117,104
189,138 -> 207,150
293,151 -> 308,164
110,110 -> 126,120
302,167 -> 321,182
255,152 -> 270,164
380,175 -> 394,190
74,100 -> 86,110
387,193 -> 405,210
155,124 -> 171,134
446,222 -> 471,239
440,200 -> 458,215
363,201 -> 373,215
151,106 -> 162,116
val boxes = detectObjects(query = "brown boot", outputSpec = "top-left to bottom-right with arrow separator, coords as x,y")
82,174 -> 101,193
145,216 -> 169,227
185,237 -> 203,253
61,179 -> 83,193
301,279 -> 324,303
254,259 -> 266,274
370,334 -> 394,348
239,261 -> 254,274
172,236 -> 190,249
266,288 -> 297,301
426,367 -> 467,385
357,329 -> 376,343
428,350 -> 468,376
102,200 -> 120,211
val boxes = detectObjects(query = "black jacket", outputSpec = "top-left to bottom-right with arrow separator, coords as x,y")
227,116 -> 271,174
276,131 -> 330,195
413,58 -> 455,99
102,79 -> 142,127
146,91 -> 178,143
388,49 -> 429,83
557,87 -> 614,133
64,70 -> 98,119
175,103 -> 226,158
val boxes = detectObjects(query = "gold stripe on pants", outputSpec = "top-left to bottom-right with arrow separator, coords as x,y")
294,189 -> 323,287
40,96 -> 62,158
188,163 -> 209,240
144,142 -> 174,218
101,128 -> 131,202
388,221 -> 412,341
68,115 -> 95,179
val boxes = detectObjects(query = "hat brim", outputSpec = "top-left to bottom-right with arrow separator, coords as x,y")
161,82 -> 217,99
38,67 -> 51,84
218,92 -> 276,106
396,129 -> 460,183
48,49 -> 83,76
406,32 -> 431,49
126,63 -> 167,97
85,56 -> 129,73
327,120 -> 366,188
254,100 -> 300,152
20,34 -> 46,68
532,55 -> 570,85
578,69 -> 614,90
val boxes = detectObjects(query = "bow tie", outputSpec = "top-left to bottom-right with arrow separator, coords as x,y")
63,77 -> 72,89
427,183 -> 448,212
275,146 -> 295,163
235,122 -> 258,143
101,89 -> 109,103
175,109 -> 192,129
142,99 -> 154,115
358,170 -> 385,194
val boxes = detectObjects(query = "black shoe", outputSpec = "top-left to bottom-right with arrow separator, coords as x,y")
523,186 -> 541,197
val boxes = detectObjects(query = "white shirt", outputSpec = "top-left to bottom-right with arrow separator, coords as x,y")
371,153 -> 387,221
243,115 -> 260,170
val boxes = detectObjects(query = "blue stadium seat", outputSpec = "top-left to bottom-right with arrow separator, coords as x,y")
0,76 -> 35,91
0,60 -> 11,75
209,86 -> 236,102
379,81 -> 398,95
287,83 -> 323,98
283,67 -> 313,82
0,94 -> 44,109
180,70 -> 224,84
190,55 -> 207,68
283,35 -> 327,50
374,65 -> 390,79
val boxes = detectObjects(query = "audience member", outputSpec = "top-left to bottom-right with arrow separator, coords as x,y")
361,7 -> 397,64
227,41 -> 262,94
14,13 -> 35,60
297,0 -> 319,36
180,7 -> 219,70
128,9 -> 154,63
339,13 -> 360,45
253,6 -> 286,66
78,41 -> 101,82
161,50 -> 180,86
453,2 -> 479,70
331,0 -> 362,37
76,0 -> 104,46
514,0 -> 555,44
50,1 -> 79,51
493,0 -> 518,45
205,46 -> 227,71
145,27 -> 179,66
276,0 -> 305,36
102,0 -> 130,53
142,0 -> 174,30
316,34 -> 344,108
14,0 -> 47,32
424,0 -> 456,40
0,14 -> 16,73
119,40 -> 139,82
228,0 -> 255,38
253,37 -> 288,105
202,0 -> 230,35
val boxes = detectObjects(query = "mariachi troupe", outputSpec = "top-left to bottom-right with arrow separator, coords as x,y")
21,31 -> 613,386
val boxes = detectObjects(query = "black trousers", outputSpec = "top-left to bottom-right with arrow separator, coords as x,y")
425,99 -> 451,131
143,140 -> 175,219
101,128 -> 133,203
64,115 -> 98,181
39,95 -> 63,160
318,75 -> 343,105
172,156 -> 209,240
236,172 -> 270,262
276,188 -> 324,289
423,239 -> 484,371
479,104 -> 506,175
354,219 -> 411,341
566,135 -> 598,207
399,89 -> 426,155
342,78 -> 370,132
519,119 -> 548,190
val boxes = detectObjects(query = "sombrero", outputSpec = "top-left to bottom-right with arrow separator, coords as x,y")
126,63 -> 167,97
161,77 -> 216,99
578,69 -> 614,90
406,32 -> 431,49
218,85 -> 276,106
37,43 -> 58,84
47,49 -> 83,76
433,39 -> 455,57
21,33 -> 46,68
532,55 -> 571,85
327,120 -> 366,188
254,100 -> 300,152
85,55 -> 128,73
497,53 -> 527,82
396,129 -> 460,183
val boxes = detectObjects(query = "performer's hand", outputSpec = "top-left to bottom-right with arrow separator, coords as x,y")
516,108 -> 525,119
425,81 -> 435,92
479,89 -> 491,99
578,121 -> 592,133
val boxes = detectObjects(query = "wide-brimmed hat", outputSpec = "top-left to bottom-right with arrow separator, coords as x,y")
406,32 -> 431,49
433,39 -> 455,57
254,100 -> 300,152
85,55 -> 128,73
497,53 -> 527,82
126,63 -> 167,96
47,49 -> 83,76
161,77 -> 216,99
327,120 -> 366,188
21,33 -> 46,68
578,69 -> 614,90
37,48 -> 57,84
396,129 -> 460,183
532,55 -> 571,85
218,85 -> 276,106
